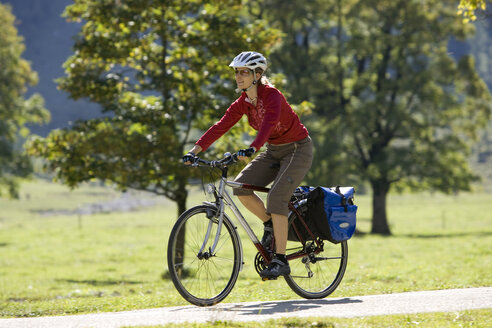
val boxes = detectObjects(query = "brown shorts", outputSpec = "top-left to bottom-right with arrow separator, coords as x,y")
233,136 -> 313,216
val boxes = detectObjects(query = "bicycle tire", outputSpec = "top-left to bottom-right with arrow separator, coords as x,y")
284,204 -> 348,299
167,205 -> 241,306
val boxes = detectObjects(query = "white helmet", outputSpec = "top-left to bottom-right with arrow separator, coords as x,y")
229,51 -> 267,72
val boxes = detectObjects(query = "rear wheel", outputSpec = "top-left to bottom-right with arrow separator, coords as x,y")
167,205 -> 241,306
284,204 -> 348,299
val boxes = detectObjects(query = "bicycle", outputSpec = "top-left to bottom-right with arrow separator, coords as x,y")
167,152 -> 348,306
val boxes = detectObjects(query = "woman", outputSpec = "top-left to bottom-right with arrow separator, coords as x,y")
183,51 -> 313,279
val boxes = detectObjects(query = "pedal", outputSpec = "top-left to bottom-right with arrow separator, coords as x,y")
261,276 -> 277,281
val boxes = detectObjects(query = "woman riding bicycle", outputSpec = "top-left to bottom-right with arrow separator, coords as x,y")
183,51 -> 313,279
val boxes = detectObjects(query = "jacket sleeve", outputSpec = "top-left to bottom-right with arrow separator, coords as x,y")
250,90 -> 282,150
196,99 -> 244,152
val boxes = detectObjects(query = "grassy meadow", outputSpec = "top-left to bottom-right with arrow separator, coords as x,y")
0,179 -> 491,320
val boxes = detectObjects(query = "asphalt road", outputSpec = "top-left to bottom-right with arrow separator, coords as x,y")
1,287 -> 490,328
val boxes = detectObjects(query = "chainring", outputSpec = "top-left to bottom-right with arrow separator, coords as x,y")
254,252 -> 268,274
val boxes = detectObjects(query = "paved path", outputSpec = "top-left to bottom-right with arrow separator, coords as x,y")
1,287 -> 491,328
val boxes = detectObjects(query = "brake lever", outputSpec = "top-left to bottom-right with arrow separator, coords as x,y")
190,157 -> 201,167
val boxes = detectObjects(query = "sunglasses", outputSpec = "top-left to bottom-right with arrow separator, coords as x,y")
234,68 -> 253,77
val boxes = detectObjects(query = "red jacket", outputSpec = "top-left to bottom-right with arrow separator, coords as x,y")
196,84 -> 309,151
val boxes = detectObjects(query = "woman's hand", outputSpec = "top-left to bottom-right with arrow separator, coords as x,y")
182,145 -> 202,165
237,147 -> 256,161
182,152 -> 197,165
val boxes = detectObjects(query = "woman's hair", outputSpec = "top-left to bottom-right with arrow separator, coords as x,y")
255,68 -> 274,87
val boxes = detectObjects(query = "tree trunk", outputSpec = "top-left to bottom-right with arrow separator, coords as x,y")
174,181 -> 188,277
370,180 -> 391,235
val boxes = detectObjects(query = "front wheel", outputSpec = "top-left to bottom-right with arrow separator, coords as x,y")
167,205 -> 241,306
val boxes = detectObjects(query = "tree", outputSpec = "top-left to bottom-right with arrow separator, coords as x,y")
458,0 -> 490,22
0,2 -> 50,198
263,0 -> 492,234
248,0 -> 349,186
28,0 -> 281,216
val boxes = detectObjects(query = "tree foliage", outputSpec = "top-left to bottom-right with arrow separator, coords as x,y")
28,0 -> 281,214
263,0 -> 492,234
458,0 -> 489,22
0,2 -> 50,198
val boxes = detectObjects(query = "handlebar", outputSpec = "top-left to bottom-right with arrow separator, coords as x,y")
186,152 -> 239,168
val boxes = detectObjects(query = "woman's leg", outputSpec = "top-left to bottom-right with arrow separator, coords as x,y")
271,213 -> 288,254
233,150 -> 278,223
237,194 -> 271,223
266,138 -> 313,249
260,138 -> 313,278
260,212 -> 291,279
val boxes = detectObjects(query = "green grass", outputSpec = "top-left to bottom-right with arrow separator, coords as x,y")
0,179 -> 491,321
126,309 -> 491,327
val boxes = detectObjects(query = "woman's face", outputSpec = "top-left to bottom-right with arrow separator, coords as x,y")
234,67 -> 259,89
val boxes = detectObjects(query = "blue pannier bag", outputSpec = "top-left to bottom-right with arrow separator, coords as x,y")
306,186 -> 357,244
288,186 -> 357,243
307,186 -> 357,244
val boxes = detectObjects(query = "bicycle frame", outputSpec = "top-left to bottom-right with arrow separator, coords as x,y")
199,176 -> 271,268
200,176 -> 323,270
191,153 -> 323,269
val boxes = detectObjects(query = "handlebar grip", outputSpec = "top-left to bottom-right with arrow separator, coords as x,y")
184,152 -> 239,167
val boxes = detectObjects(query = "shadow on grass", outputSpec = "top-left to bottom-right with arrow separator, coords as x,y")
57,279 -> 143,286
161,269 -> 194,281
0,243 -> 8,247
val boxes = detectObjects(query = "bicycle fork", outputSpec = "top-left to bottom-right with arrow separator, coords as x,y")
197,180 -> 247,271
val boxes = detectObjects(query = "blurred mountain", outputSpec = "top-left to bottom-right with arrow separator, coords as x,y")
3,0 -> 102,136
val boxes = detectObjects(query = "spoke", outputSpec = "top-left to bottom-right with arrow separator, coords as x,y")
206,261 -> 219,296
213,256 -> 235,262
316,256 -> 343,260
214,234 -> 231,254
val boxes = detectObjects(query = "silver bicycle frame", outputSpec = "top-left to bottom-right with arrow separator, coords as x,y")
198,177 -> 262,271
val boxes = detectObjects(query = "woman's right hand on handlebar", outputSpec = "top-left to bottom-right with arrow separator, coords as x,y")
183,145 -> 203,165
182,152 -> 197,165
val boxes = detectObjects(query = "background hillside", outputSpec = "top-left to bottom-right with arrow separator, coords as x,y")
4,0 -> 102,135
